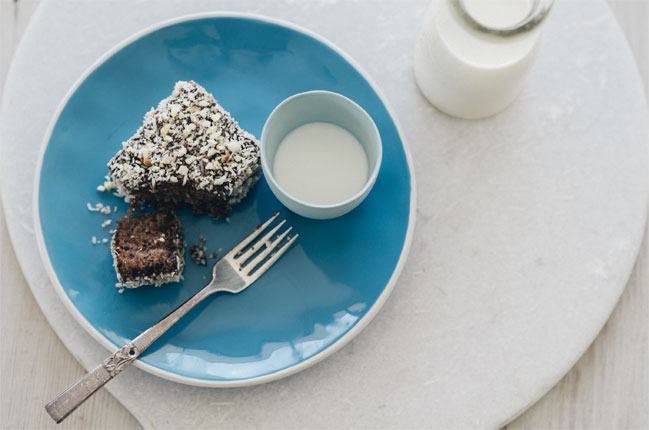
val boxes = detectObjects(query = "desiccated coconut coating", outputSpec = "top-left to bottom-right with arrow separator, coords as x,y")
108,81 -> 261,219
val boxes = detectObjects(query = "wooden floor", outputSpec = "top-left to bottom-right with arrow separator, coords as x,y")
1,1 -> 647,428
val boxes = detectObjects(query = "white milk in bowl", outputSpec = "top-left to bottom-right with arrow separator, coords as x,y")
272,122 -> 369,206
414,0 -> 550,119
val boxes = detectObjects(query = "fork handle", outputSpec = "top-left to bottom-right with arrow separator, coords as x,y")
45,286 -> 213,423
44,344 -> 136,423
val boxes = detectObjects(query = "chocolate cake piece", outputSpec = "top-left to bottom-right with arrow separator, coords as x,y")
111,210 -> 185,289
108,81 -> 261,219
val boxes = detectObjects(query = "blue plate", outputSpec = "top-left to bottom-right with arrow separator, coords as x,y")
35,13 -> 415,386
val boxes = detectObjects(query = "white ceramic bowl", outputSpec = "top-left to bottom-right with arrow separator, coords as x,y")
261,90 -> 382,219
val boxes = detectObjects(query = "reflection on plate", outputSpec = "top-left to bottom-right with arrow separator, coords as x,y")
35,13 -> 415,387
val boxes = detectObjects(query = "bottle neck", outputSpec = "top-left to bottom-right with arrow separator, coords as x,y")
448,0 -> 554,37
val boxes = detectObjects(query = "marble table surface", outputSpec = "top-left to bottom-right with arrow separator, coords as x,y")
1,0 -> 647,428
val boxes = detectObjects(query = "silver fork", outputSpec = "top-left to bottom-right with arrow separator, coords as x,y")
45,213 -> 297,423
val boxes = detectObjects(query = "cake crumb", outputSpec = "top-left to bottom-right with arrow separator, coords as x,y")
87,203 -> 102,212
209,252 -> 218,259
98,177 -> 117,193
87,202 -> 114,215
189,235 -> 208,265
91,236 -> 98,244
102,219 -> 112,228
102,238 -> 109,244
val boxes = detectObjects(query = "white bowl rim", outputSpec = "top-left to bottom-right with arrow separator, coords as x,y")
260,90 -> 383,211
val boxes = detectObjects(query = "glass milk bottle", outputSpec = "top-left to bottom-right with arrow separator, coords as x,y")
414,0 -> 554,119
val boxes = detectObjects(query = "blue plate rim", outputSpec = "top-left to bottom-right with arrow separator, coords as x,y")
33,11 -> 417,388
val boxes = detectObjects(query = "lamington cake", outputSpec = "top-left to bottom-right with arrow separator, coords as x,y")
111,210 -> 184,289
108,81 -> 261,219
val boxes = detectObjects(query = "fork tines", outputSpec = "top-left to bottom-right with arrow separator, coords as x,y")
230,213 -> 298,281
